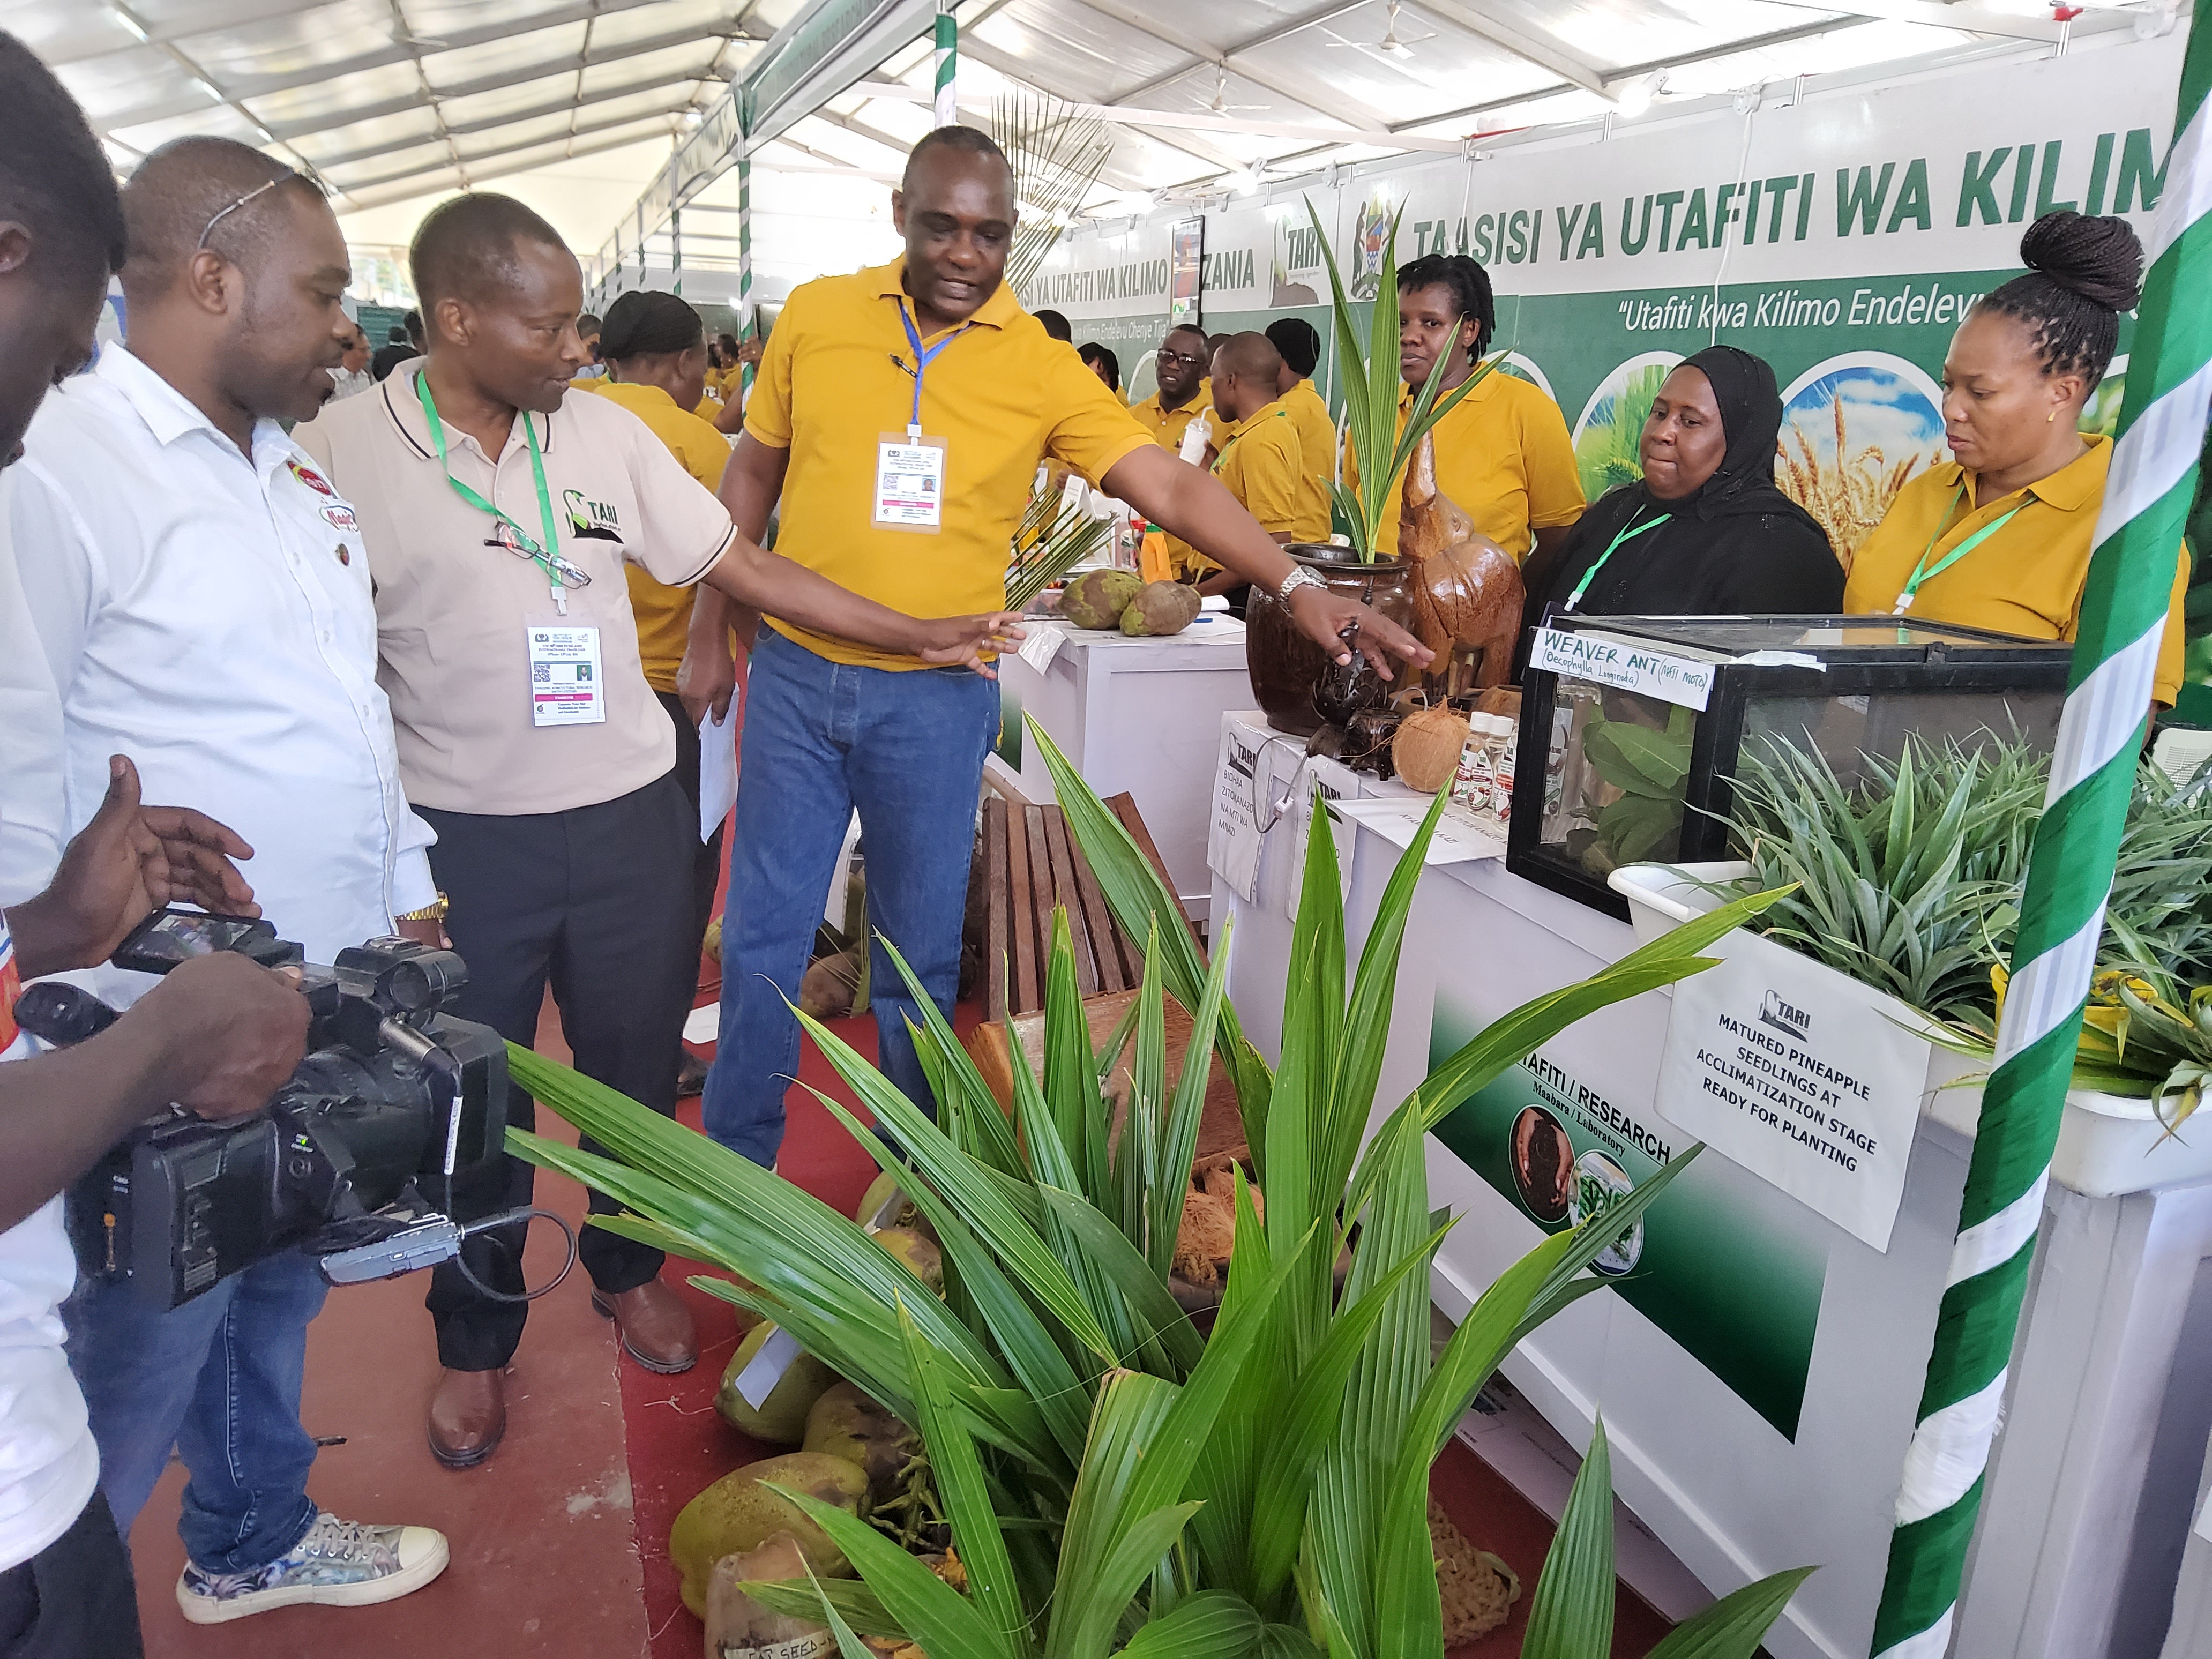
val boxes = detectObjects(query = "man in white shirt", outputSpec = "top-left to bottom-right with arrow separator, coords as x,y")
0,38 -> 323,1658
327,322 -> 373,401
10,134 -> 449,1625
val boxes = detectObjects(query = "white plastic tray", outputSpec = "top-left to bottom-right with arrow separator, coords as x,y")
1607,861 -> 2212,1199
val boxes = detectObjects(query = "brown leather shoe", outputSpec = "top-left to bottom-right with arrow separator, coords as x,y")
427,1367 -> 505,1469
591,1279 -> 698,1374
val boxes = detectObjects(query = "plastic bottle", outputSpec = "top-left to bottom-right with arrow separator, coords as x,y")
1454,715 -> 1500,813
1489,713 -> 1519,827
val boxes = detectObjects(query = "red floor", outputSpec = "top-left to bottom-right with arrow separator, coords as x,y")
127,970 -> 1671,1658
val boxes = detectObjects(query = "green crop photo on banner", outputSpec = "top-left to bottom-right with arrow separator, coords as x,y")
1428,1000 -> 1829,1440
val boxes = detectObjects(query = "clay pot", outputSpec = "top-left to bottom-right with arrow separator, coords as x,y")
1245,544 -> 1417,736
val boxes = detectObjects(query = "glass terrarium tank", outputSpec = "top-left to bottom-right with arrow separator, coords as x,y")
1507,615 -> 2075,918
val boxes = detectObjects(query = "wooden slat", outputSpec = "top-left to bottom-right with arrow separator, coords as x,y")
1041,810 -> 1100,997
983,796 -> 1010,1021
1004,799 -> 1041,1018
1106,791 -> 1205,954
1021,804 -> 1059,1015
1063,826 -> 1128,995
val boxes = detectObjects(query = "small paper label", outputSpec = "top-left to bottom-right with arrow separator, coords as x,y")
1530,627 -> 1715,712
733,1325 -> 803,1409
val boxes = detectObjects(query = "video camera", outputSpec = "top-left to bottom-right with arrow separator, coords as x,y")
14,909 -> 512,1310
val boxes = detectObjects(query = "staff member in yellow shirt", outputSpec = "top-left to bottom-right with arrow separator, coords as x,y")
575,289 -> 737,1092
1844,212 -> 2189,705
1191,332 -> 1327,603
296,192 -> 1018,1467
1265,318 -> 1336,544
1346,253 -> 1583,563
695,126 -> 1430,1169
1130,324 -> 1212,451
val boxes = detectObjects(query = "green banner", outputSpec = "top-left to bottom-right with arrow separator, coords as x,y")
1429,1003 -> 1828,1438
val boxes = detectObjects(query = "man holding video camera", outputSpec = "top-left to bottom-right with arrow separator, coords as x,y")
6,133 -> 452,1625
0,37 -> 334,1657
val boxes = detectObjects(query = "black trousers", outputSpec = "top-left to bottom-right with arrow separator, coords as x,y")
656,689 -> 728,969
0,1494 -> 141,1659
419,772 -> 696,1372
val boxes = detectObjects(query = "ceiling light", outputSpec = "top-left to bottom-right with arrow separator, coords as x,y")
1615,75 -> 1654,119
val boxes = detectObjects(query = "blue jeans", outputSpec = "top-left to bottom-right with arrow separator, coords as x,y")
64,1251 -> 325,1575
702,628 -> 997,1166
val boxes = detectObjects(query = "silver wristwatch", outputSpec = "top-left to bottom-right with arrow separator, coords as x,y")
1276,565 -> 1327,603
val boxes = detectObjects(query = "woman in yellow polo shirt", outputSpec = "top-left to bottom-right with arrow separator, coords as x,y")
1345,252 -> 1585,563
1845,212 -> 2190,704
589,288 -> 738,1086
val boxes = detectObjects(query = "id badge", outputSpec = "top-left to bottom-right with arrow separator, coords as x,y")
875,431 -> 947,533
528,625 -> 606,727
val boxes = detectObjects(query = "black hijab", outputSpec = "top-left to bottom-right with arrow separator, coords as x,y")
1517,345 -> 1840,673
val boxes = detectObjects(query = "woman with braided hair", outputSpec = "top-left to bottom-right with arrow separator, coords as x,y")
1342,250 -> 1584,564
1846,210 -> 2191,704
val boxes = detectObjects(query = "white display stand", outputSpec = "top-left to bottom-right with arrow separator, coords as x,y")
991,616 -> 1250,925
1203,720 -> 2212,1659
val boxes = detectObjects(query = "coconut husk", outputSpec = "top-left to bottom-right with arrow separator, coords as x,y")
1429,1497 -> 1520,1645
703,1534 -> 839,1659
799,950 -> 862,1019
1174,1159 -> 1264,1287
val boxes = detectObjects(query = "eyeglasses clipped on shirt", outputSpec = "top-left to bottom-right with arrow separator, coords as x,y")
487,519 -> 594,591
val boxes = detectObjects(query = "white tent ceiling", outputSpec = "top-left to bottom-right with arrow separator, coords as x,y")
14,0 -> 2171,267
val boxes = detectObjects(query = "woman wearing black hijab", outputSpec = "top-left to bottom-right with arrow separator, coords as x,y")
1516,345 -> 1840,673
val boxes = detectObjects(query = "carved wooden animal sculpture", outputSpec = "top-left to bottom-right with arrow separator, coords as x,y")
1400,431 -> 1523,689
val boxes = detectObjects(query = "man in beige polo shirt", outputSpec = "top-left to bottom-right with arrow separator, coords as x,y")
294,192 -> 1013,1469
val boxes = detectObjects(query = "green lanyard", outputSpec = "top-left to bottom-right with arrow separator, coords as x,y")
1564,509 -> 1670,611
414,372 -> 571,614
1894,481 -> 2027,616
1209,407 -> 1284,475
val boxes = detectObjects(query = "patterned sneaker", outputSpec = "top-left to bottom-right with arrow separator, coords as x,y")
176,1512 -> 450,1624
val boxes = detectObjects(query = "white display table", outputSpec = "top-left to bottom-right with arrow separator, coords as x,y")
1204,711 -> 2212,1659
991,614 -> 1249,925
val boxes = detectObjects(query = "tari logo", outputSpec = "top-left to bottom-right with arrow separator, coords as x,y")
1759,990 -> 1811,1044
562,488 -> 622,541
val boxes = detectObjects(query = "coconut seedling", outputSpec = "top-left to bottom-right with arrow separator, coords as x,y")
510,719 -> 1809,1656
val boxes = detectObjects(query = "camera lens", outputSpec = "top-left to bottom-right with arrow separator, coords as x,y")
386,961 -> 431,1012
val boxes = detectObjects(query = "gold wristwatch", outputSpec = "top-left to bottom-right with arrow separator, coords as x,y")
395,893 -> 449,923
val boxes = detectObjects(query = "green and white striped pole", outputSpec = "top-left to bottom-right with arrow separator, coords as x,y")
932,0 -> 958,129
737,151 -> 754,398
1871,17 -> 2212,1658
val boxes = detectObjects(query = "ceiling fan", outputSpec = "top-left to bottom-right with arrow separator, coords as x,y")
1204,63 -> 1269,115
1327,1 -> 1437,64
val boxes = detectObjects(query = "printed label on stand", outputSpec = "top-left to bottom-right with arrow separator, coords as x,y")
1208,726 -> 1264,903
1530,627 -> 1715,711
1654,928 -> 1928,1252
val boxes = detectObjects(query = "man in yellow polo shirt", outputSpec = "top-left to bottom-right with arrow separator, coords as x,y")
1130,324 -> 1212,452
698,126 -> 1430,1167
1187,332 -> 1325,596
1267,318 -> 1337,535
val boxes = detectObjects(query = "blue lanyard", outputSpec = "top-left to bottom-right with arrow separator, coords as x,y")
896,304 -> 973,437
